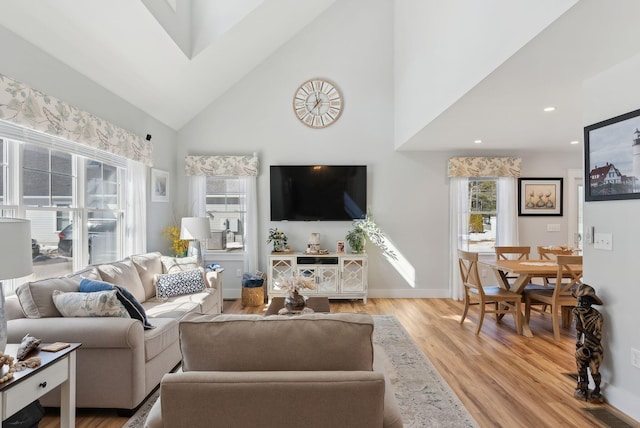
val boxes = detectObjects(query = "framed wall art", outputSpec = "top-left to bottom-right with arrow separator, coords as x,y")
584,107 -> 640,201
150,168 -> 169,202
518,177 -> 563,216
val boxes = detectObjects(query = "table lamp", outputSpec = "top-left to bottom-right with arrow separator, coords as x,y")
0,218 -> 33,352
180,217 -> 211,266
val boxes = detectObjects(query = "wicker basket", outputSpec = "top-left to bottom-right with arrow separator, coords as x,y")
242,286 -> 264,307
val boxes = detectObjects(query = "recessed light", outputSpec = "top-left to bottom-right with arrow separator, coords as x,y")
570,140 -> 580,145
544,106 -> 556,112
474,139 -> 482,144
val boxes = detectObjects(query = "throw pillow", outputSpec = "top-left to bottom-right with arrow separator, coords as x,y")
78,278 -> 154,329
79,277 -> 114,293
113,285 -> 155,329
154,267 -> 206,299
161,256 -> 199,274
52,290 -> 130,318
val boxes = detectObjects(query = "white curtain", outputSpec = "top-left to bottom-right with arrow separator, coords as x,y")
496,177 -> 519,246
242,176 -> 258,273
187,176 -> 207,217
449,177 -> 469,301
125,160 -> 147,255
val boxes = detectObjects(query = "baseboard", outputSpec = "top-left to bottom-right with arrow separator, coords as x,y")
367,289 -> 450,299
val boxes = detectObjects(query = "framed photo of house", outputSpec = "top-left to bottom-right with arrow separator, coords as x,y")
584,107 -> 640,201
150,168 -> 169,202
518,178 -> 563,216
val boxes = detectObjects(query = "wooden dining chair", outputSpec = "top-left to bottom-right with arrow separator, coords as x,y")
458,250 -> 522,335
537,246 -> 574,260
495,246 -> 531,261
524,255 -> 582,340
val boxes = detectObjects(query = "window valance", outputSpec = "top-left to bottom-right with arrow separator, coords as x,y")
447,156 -> 521,178
0,73 -> 152,166
184,155 -> 259,176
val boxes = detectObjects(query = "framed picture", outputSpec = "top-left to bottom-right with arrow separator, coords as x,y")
518,178 -> 563,216
150,168 -> 169,202
584,107 -> 640,201
336,240 -> 346,254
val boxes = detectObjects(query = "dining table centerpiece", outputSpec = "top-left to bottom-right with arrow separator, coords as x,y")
275,276 -> 316,311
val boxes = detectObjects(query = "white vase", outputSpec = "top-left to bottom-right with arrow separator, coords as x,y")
308,233 -> 320,252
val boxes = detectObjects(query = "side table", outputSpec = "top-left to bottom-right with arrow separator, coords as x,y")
0,343 -> 81,428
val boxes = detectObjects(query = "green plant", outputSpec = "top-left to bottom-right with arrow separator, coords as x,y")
266,227 -> 288,252
345,211 -> 396,259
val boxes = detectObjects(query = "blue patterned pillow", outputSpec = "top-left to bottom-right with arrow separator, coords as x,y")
154,268 -> 206,298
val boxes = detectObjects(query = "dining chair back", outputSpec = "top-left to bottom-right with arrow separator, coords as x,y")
537,246 -> 573,260
458,250 -> 522,335
495,246 -> 530,261
524,255 -> 582,340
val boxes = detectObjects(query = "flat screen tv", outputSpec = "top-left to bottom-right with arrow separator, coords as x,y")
270,165 -> 367,221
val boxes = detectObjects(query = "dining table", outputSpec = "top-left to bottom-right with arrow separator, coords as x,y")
478,258 -> 583,337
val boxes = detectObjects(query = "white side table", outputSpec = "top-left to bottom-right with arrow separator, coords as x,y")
0,343 -> 80,427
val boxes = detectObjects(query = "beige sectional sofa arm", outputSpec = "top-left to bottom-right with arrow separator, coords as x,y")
7,317 -> 145,348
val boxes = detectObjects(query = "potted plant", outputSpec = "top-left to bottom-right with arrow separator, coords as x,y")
345,211 -> 396,259
267,227 -> 288,252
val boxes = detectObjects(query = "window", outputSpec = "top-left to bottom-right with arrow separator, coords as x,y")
205,177 -> 246,251
2,137 -> 127,288
466,179 -> 497,253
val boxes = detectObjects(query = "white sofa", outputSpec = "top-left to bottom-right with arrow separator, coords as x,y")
6,251 -> 223,412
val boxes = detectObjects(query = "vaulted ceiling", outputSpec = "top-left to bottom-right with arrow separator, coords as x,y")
2,0 -> 640,152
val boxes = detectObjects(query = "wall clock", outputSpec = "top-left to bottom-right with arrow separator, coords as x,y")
293,79 -> 343,128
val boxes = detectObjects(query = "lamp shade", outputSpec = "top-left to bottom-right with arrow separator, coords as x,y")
180,217 -> 211,241
0,218 -> 33,280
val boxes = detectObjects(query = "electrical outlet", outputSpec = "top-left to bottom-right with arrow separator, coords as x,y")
236,268 -> 242,278
632,348 -> 640,369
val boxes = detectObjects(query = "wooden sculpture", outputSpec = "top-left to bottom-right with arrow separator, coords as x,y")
572,284 -> 604,403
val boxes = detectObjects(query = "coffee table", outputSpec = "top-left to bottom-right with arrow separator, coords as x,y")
265,296 -> 330,316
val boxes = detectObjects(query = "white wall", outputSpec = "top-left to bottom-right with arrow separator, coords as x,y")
0,24 -> 178,254
582,52 -> 640,421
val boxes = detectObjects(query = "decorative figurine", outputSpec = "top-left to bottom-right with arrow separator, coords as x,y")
572,284 -> 604,403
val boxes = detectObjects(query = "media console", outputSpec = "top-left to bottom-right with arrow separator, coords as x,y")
267,253 -> 368,303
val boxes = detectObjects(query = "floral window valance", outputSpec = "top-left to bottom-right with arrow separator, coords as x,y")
0,73 -> 152,166
447,156 -> 521,178
184,155 -> 259,176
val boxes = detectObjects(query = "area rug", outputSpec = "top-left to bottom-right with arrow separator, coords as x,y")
124,315 -> 477,428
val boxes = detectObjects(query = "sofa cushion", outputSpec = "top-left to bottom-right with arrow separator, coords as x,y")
179,313 -> 375,372
144,317 -> 179,362
154,268 -> 206,299
52,290 -> 130,318
130,252 -> 163,301
161,256 -> 198,274
97,259 -> 147,303
16,277 -> 79,318
143,289 -> 217,320
65,266 -> 102,284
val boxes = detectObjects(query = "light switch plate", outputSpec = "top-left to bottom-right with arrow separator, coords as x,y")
547,224 -> 561,232
594,233 -> 613,250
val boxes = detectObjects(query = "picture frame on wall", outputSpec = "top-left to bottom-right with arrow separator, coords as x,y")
150,168 -> 169,202
584,107 -> 640,201
518,177 -> 563,216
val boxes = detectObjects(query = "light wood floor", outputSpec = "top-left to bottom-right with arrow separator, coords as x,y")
40,298 -> 639,428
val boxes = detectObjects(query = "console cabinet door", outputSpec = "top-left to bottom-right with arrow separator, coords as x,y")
341,256 -> 368,293
269,256 -> 295,294
296,266 -> 318,295
316,265 -> 339,294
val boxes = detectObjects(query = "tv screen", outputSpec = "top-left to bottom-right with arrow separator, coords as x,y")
270,165 -> 367,221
